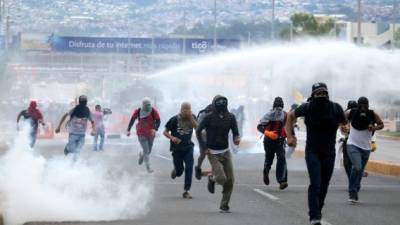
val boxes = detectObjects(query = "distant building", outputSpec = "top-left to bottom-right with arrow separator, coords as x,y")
345,22 -> 400,48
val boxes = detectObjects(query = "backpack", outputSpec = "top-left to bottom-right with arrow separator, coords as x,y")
349,108 -> 375,130
197,105 -> 213,124
263,112 -> 287,139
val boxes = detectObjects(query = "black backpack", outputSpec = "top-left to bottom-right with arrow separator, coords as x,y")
349,108 -> 375,130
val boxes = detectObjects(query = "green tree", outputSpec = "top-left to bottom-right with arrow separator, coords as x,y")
280,13 -> 336,40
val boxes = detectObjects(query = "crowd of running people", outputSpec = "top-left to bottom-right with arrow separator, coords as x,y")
16,82 -> 384,225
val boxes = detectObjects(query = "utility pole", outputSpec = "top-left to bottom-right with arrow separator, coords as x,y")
357,0 -> 362,45
213,0 -> 217,53
271,0 -> 275,40
392,0 -> 398,49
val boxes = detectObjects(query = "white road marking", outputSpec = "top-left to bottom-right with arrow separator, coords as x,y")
254,188 -> 280,201
156,154 -> 172,161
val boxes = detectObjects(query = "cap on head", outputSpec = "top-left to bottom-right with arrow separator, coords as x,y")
311,82 -> 328,96
78,95 -> 87,106
347,100 -> 357,110
273,97 -> 284,108
357,96 -> 369,108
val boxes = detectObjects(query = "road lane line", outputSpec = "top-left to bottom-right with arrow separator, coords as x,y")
254,188 -> 280,201
156,154 -> 172,161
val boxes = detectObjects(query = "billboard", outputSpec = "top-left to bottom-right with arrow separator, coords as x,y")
49,35 -> 240,55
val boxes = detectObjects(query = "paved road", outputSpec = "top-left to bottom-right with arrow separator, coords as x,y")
2,137 -> 395,225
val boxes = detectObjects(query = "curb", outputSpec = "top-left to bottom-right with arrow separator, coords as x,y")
293,150 -> 400,177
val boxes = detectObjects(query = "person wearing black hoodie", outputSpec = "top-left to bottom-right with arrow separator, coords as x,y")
55,95 -> 95,159
286,83 -> 347,225
196,95 -> 240,213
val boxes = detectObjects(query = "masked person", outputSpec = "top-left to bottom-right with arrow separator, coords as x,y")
17,100 -> 45,148
92,105 -> 112,151
55,95 -> 95,160
196,95 -> 240,213
257,97 -> 288,190
164,102 -> 197,199
127,98 -> 161,173
346,97 -> 384,203
286,83 -> 347,225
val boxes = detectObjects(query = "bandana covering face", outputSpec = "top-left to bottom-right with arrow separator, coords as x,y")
28,101 -> 43,121
140,98 -> 152,118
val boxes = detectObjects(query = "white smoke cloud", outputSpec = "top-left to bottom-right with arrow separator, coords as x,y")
0,124 -> 153,225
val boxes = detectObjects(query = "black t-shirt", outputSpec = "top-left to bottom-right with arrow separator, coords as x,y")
165,114 -> 197,151
295,101 -> 346,151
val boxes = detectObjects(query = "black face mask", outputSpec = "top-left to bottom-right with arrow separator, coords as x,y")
313,96 -> 329,106
214,98 -> 228,113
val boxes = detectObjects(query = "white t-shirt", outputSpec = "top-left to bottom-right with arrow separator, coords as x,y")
347,125 -> 372,151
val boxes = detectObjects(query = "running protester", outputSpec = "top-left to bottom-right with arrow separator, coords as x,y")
195,104 -> 214,180
346,97 -> 384,203
55,95 -> 95,160
257,97 -> 288,190
127,98 -> 161,173
286,83 -> 347,225
17,100 -> 45,148
164,102 -> 197,199
339,100 -> 358,180
92,104 -> 112,151
286,104 -> 298,158
196,95 -> 240,213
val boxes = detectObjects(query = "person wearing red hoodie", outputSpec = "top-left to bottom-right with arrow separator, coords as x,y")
17,100 -> 45,148
127,98 -> 161,173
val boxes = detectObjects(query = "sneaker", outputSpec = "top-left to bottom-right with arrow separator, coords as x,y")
310,219 -> 321,225
171,169 -> 177,179
182,191 -> 192,199
279,182 -> 288,190
219,205 -> 231,213
147,167 -> 154,173
263,171 -> 270,185
138,152 -> 144,165
348,192 -> 358,204
195,166 -> 202,180
207,175 -> 215,194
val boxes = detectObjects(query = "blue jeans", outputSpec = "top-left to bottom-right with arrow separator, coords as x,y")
305,147 -> 335,221
172,146 -> 194,191
138,136 -> 155,170
347,144 -> 370,194
264,138 -> 287,183
93,128 -> 105,151
65,133 -> 86,160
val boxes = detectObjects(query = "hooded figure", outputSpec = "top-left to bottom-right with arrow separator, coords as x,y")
140,97 -> 152,119
196,95 -> 240,213
17,100 -> 45,148
127,97 -> 161,173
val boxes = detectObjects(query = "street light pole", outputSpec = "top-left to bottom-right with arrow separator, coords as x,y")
271,0 -> 275,40
213,0 -> 217,53
357,0 -> 362,45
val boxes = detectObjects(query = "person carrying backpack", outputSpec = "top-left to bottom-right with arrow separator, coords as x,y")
346,97 -> 384,203
127,97 -> 161,173
257,97 -> 288,190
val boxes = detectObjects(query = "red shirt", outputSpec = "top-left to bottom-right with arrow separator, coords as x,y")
131,108 -> 160,137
